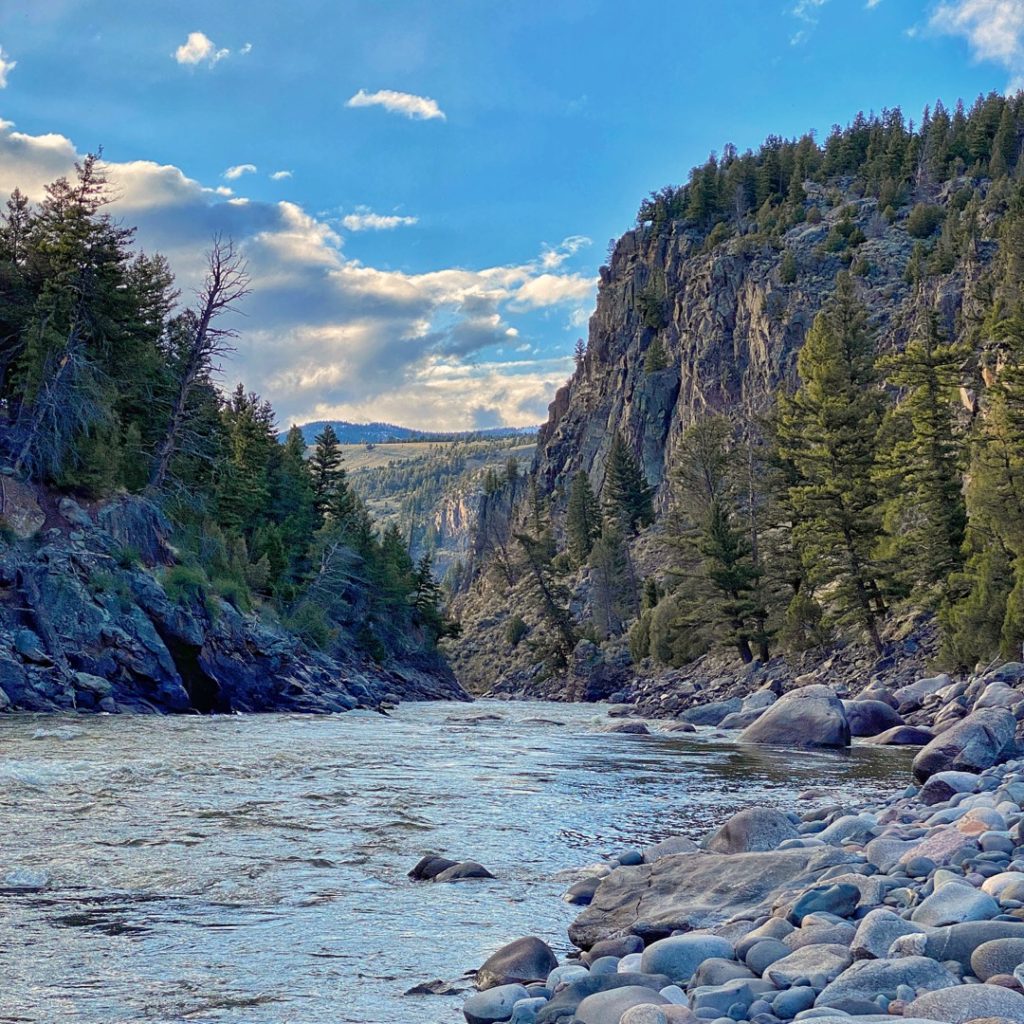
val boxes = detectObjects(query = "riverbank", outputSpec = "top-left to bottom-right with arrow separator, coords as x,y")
461,668 -> 1024,1024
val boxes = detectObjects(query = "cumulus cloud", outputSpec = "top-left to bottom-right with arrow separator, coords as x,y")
0,46 -> 15,88
174,31 -> 230,67
930,0 -> 1024,90
224,163 -> 257,180
270,170 -> 292,180
0,120 -> 594,430
540,234 -> 591,270
341,208 -> 418,231
345,88 -> 446,121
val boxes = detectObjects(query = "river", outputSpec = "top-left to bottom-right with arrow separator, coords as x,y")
0,701 -> 913,1024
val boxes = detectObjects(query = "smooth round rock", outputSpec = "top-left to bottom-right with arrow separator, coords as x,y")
906,982 -> 1024,1023
477,937 -> 559,990
746,939 -> 790,976
640,934 -> 735,985
972,938 -> 1024,981
464,983 -> 531,1024
575,986 -> 670,1024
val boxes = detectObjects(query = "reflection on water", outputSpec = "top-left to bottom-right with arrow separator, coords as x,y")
0,703 -> 912,1023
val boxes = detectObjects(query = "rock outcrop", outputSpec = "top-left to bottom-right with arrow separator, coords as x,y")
0,486 -> 467,714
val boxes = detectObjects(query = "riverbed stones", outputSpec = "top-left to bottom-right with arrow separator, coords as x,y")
789,883 -> 860,923
679,699 -> 742,726
912,708 -> 1017,782
738,686 -> 851,748
906,982 -> 1024,1023
639,934 -> 735,984
923,922 -> 1024,969
644,836 -> 700,861
920,771 -> 984,806
476,937 -> 559,990
745,938 -> 790,975
865,725 -> 936,745
704,808 -> 799,854
535,975 -> 672,1024
464,983 -> 531,1024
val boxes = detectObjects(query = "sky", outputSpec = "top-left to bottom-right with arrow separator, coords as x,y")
0,1 -> 1021,431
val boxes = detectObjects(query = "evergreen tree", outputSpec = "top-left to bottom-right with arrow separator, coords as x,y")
777,274 -> 888,652
644,335 -> 669,374
603,433 -> 654,533
875,311 -> 968,603
588,522 -> 637,639
566,470 -> 602,565
309,424 -> 344,516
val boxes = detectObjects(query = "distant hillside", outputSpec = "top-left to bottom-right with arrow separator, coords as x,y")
281,420 -> 538,446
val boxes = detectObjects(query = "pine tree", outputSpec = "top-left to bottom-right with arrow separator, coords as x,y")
670,416 -> 769,663
644,335 -> 669,374
875,311 -> 968,603
778,274 -> 888,652
309,424 -> 344,516
566,470 -> 602,565
603,433 -> 654,533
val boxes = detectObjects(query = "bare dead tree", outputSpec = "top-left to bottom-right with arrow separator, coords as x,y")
147,236 -> 250,493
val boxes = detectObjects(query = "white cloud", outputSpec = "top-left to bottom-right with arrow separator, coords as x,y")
341,208 -> 419,231
0,120 -> 596,431
345,88 -> 446,121
174,31 -> 229,67
866,0 -> 883,7
540,235 -> 591,270
224,163 -> 257,180
790,0 -> 828,44
930,0 -> 1024,89
270,169 -> 292,180
240,42 -> 253,55
0,46 -> 15,88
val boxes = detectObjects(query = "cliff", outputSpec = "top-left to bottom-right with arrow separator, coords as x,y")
450,173 -> 998,699
0,478 -> 468,714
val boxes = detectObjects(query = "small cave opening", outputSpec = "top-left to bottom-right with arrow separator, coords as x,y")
160,633 -> 228,713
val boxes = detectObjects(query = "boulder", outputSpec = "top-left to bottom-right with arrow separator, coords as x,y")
850,908 -> 926,960
738,686 -> 850,748
679,699 -> 742,726
912,708 -> 1017,782
434,860 -> 495,883
894,674 -> 953,712
463,984 -> 531,1024
789,883 -> 860,923
976,681 -> 1022,709
971,938 -> 1024,981
535,974 -> 672,1024
703,808 -> 799,854
477,937 -> 558,990
841,699 -> 904,737
643,836 -> 699,861
911,879 -> 999,926
0,477 -> 45,538
568,847 -> 855,949
906,983 -> 1024,1023
639,934 -> 735,984
924,921 -> 1024,969
409,855 -> 458,880
919,771 -> 983,806
815,956 -> 958,1008
763,944 -> 853,989
718,708 -> 766,730
864,725 -> 935,745
574,986 -> 669,1024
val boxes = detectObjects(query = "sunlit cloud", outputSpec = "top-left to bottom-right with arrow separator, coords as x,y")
223,163 -> 257,180
930,0 -> 1024,90
341,208 -> 419,231
173,31 -> 229,67
0,45 -> 15,88
345,88 -> 446,121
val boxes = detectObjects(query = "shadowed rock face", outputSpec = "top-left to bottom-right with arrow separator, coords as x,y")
0,491 -> 469,714
911,707 -> 1017,782
567,846 -> 856,949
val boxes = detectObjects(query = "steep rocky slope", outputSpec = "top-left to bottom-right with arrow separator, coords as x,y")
0,478 -> 467,714
450,175 -> 996,699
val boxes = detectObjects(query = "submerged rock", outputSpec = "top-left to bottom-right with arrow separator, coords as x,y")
476,937 -> 558,990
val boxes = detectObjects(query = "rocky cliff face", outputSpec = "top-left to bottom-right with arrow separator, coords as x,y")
537,179 -> 991,502
0,481 -> 468,714
451,177 -> 996,698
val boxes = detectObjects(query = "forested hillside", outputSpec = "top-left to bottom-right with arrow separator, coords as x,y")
451,92 -> 1024,700
0,158 -> 464,712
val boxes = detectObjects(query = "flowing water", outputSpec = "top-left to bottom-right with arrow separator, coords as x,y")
0,701 -> 913,1024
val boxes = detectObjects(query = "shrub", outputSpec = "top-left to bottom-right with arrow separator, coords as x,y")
162,564 -> 208,604
285,603 -> 337,651
779,249 -> 797,284
114,545 -> 140,570
504,614 -> 529,648
806,206 -> 822,224
212,575 -> 252,612
907,203 -> 944,239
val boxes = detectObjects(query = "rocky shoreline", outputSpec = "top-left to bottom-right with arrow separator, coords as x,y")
0,481 -> 468,714
457,666 -> 1024,1024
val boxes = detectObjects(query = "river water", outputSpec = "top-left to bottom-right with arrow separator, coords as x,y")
0,701 -> 913,1024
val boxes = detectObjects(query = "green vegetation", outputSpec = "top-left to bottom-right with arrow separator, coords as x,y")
0,158 -> 455,663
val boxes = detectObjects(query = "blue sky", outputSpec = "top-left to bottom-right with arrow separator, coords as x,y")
0,0 -> 1020,429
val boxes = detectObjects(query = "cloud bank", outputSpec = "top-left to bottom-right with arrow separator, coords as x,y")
0,120 -> 594,431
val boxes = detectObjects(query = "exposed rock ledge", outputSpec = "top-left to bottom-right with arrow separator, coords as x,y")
0,482 -> 468,714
